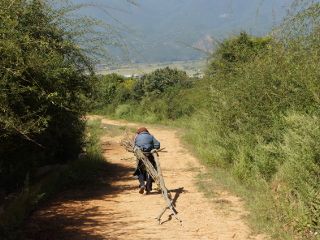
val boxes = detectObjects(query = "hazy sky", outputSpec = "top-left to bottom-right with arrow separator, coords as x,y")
71,0 -> 294,63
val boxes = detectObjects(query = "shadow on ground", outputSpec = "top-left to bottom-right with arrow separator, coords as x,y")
23,161 -> 136,240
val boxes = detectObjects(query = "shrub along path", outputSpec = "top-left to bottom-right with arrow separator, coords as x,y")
25,116 -> 267,240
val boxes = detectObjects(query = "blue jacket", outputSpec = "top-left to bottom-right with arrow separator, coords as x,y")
134,131 -> 160,152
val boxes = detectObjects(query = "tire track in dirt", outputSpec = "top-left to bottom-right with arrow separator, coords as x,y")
25,117 -> 267,240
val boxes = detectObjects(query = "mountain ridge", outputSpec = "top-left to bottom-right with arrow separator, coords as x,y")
74,0 -> 294,63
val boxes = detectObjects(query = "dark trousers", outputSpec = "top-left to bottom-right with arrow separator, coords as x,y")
138,172 -> 153,191
134,154 -> 156,192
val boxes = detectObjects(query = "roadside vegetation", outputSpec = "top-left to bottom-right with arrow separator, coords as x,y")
1,0 -> 94,193
94,67 -> 197,122
0,0 -> 113,239
93,2 -> 320,239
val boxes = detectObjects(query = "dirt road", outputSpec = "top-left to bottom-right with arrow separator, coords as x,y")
25,118 -> 266,240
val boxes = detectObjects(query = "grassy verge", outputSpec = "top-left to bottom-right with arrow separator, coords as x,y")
176,123 -> 278,237
0,119 -> 106,240
179,117 -> 319,240
195,168 -> 291,239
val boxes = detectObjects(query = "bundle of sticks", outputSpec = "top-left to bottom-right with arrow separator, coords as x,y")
120,131 -> 135,152
120,133 -> 182,225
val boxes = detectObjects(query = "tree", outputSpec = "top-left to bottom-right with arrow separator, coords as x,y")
207,32 -> 271,76
141,67 -> 189,96
0,0 -> 97,192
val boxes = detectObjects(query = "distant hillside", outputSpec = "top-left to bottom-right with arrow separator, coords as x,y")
74,0 -> 294,63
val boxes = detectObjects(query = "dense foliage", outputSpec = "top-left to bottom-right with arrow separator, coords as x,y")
188,31 -> 320,237
95,67 -> 196,121
0,0 -> 96,193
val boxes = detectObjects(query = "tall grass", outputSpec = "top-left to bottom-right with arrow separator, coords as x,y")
181,31 -> 320,239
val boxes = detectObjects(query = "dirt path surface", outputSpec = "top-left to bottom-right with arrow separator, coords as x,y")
25,117 -> 266,240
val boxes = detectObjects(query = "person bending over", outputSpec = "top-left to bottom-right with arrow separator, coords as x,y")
133,127 -> 160,194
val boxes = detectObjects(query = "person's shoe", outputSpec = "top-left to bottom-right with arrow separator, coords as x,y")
145,187 -> 152,195
139,186 -> 145,194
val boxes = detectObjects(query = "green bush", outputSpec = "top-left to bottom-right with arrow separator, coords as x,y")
0,0 -> 97,192
186,27 -> 320,237
94,68 -> 196,122
115,104 -> 134,119
273,113 -> 320,234
140,67 -> 190,96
